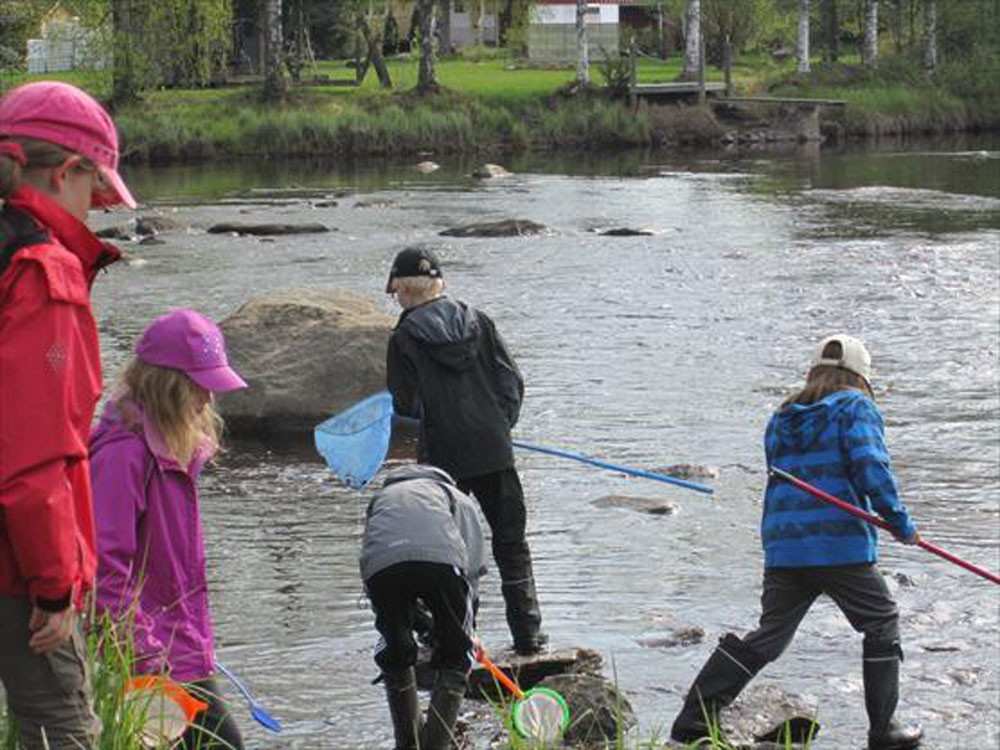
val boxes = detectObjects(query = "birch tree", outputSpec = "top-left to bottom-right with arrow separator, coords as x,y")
862,0 -> 878,67
682,0 -> 700,80
416,0 -> 437,90
262,0 -> 287,99
797,0 -> 810,73
575,0 -> 589,86
922,0 -> 937,72
439,0 -> 453,56
821,0 -> 838,61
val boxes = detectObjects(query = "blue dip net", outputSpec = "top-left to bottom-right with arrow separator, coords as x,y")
314,391 -> 394,489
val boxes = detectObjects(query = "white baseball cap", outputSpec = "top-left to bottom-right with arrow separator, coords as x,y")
812,334 -> 872,383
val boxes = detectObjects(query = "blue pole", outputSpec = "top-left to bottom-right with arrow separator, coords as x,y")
512,440 -> 714,494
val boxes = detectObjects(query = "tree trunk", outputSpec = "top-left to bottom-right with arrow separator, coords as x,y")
262,0 -> 287,99
476,0 -> 485,44
658,5 -> 668,60
821,0 -> 839,61
439,0 -> 453,56
111,0 -> 140,106
417,0 -> 437,91
797,0 -> 811,73
922,0 -> 937,71
575,0 -> 589,86
358,14 -> 393,87
682,0 -> 700,80
862,0 -> 878,67
889,0 -> 903,53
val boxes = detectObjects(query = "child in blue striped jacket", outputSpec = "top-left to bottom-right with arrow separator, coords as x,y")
671,334 -> 923,750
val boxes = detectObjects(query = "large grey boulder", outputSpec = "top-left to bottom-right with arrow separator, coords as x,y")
217,288 -> 394,436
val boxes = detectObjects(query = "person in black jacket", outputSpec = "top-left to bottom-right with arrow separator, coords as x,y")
384,247 -> 546,656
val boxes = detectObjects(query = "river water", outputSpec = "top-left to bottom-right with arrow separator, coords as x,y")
89,136 -> 999,749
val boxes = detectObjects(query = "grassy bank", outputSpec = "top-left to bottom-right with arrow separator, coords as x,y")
7,53 -> 999,163
767,53 -> 1000,137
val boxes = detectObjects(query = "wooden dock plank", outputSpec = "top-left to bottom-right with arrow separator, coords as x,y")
715,96 -> 846,107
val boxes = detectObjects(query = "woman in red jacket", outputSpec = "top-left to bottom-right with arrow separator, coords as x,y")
0,81 -> 135,750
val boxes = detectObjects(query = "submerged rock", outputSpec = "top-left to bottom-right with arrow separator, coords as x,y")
471,163 -> 511,179
656,463 -> 720,480
137,214 -> 187,235
592,495 -> 678,515
216,288 -> 393,436
439,219 -> 547,237
637,626 -> 705,649
353,199 -> 397,209
95,224 -> 132,240
207,222 -> 331,236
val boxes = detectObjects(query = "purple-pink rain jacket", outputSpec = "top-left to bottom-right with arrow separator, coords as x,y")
89,400 -> 216,682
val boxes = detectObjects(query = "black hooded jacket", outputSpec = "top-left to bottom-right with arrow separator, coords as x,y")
387,295 -> 523,479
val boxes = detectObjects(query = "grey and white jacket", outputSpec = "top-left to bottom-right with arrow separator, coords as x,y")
360,464 -> 488,598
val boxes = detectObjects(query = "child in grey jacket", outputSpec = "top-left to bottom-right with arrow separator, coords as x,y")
361,464 -> 487,750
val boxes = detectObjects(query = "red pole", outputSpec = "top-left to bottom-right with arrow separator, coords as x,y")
769,467 -> 1000,587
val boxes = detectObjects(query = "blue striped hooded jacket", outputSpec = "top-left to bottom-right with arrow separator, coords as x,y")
762,389 -> 916,568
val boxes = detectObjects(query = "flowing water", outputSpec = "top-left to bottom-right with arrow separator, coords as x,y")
88,136 -> 999,749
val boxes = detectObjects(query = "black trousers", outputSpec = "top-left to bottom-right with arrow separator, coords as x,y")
743,563 -> 901,663
457,467 -> 542,641
367,561 -> 475,674
181,677 -> 244,750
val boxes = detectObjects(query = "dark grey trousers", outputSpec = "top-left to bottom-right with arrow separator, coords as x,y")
0,596 -> 100,750
743,563 -> 901,662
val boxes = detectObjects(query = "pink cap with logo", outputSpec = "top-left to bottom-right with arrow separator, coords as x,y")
0,81 -> 137,209
135,310 -> 247,393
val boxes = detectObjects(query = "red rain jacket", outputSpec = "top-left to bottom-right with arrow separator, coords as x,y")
0,185 -> 119,610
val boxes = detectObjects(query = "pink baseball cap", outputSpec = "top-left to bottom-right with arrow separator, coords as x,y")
135,310 -> 247,393
0,81 -> 136,209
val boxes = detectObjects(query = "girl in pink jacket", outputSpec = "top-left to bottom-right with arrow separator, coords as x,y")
90,309 -> 247,750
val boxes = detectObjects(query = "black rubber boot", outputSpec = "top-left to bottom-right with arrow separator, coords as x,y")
863,638 -> 922,750
502,565 -> 544,654
420,668 -> 468,750
383,668 -> 420,750
670,634 -> 767,744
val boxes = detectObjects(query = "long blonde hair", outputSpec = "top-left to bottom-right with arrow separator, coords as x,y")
115,358 -> 224,468
782,340 -> 875,409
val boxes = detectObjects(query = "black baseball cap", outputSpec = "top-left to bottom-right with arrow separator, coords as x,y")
385,248 -> 442,293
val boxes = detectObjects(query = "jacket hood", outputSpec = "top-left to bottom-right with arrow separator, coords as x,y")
89,401 -> 136,457
397,296 -> 479,371
770,389 -> 863,451
381,463 -> 457,489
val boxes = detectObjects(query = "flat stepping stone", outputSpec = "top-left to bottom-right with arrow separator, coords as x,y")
415,647 -> 602,698
207,222 -> 331,235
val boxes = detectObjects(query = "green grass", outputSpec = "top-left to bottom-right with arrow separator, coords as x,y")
0,607 -> 232,750
6,49 -> 996,162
